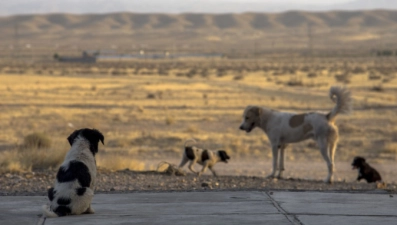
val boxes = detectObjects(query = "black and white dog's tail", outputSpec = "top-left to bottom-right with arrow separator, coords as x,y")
184,139 -> 197,147
41,205 -> 59,218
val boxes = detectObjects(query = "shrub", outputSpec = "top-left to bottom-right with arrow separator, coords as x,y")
0,144 -> 67,173
165,116 -> 175,125
22,133 -> 51,149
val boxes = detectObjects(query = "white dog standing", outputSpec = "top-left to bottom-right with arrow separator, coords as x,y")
239,86 -> 352,183
42,128 -> 104,217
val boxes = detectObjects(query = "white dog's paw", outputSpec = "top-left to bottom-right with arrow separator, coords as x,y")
323,177 -> 333,184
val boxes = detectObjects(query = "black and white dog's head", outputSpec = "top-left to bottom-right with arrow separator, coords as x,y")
67,128 -> 104,155
218,150 -> 230,163
42,128 -> 104,218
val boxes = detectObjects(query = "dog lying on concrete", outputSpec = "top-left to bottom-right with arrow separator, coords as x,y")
351,156 -> 382,183
239,86 -> 352,183
178,139 -> 230,177
42,128 -> 104,217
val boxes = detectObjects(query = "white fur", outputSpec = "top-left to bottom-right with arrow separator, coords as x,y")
42,136 -> 97,217
240,86 -> 352,183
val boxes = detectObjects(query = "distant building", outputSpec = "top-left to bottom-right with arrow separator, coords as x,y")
54,51 -> 97,63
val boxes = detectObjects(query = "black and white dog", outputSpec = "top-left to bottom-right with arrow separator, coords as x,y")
178,140 -> 230,177
351,156 -> 382,183
42,128 -> 104,217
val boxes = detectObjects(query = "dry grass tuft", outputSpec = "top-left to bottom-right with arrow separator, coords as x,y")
371,84 -> 384,92
165,116 -> 175,125
0,145 -> 67,173
233,75 -> 244,80
107,138 -> 131,148
147,93 -> 156,99
22,132 -> 51,149
185,125 -> 199,133
286,77 -> 303,86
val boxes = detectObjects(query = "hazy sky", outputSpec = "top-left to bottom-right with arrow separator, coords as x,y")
1,0 -> 393,16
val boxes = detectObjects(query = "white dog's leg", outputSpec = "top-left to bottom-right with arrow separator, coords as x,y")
277,145 -> 287,179
328,141 -> 337,173
318,138 -> 333,183
266,145 -> 279,179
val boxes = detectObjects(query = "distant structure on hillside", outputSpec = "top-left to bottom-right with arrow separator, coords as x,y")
53,50 -> 223,63
53,51 -> 98,63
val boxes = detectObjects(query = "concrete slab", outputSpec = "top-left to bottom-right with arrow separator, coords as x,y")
91,191 -> 268,204
45,214 -> 291,225
45,192 -> 283,225
297,215 -> 397,225
272,191 -> 397,216
0,196 -> 47,225
1,191 -> 397,225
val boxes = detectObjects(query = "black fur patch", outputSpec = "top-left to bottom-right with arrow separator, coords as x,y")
201,150 -> 209,162
81,129 -> 104,155
47,187 -> 55,201
67,130 -> 80,146
218,150 -> 230,163
352,156 -> 382,183
76,187 -> 87,196
185,147 -> 195,160
57,197 -> 71,205
54,206 -> 71,217
56,160 -> 91,187
67,128 -> 104,155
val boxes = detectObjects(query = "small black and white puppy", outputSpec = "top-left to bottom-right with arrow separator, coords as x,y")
178,140 -> 230,177
42,128 -> 104,217
351,156 -> 382,183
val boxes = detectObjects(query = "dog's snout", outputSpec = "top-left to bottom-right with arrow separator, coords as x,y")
239,125 -> 244,130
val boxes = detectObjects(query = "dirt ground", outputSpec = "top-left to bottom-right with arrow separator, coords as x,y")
1,158 -> 396,196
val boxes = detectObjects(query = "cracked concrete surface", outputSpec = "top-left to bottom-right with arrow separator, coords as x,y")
0,191 -> 395,225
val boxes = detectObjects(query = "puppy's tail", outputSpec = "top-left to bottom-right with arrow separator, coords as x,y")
184,139 -> 197,147
41,205 -> 58,218
327,86 -> 352,122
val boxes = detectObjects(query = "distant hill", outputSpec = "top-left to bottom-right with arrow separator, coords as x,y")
1,10 -> 397,53
2,10 -> 397,31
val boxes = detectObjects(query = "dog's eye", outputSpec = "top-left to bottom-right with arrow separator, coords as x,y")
245,117 -> 249,120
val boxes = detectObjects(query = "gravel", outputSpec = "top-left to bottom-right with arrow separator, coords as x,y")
1,169 -> 396,197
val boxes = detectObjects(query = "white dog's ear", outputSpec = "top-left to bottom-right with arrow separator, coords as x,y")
251,106 -> 263,117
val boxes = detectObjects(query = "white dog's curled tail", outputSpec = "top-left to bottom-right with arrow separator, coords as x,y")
327,86 -> 352,122
41,205 -> 59,218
